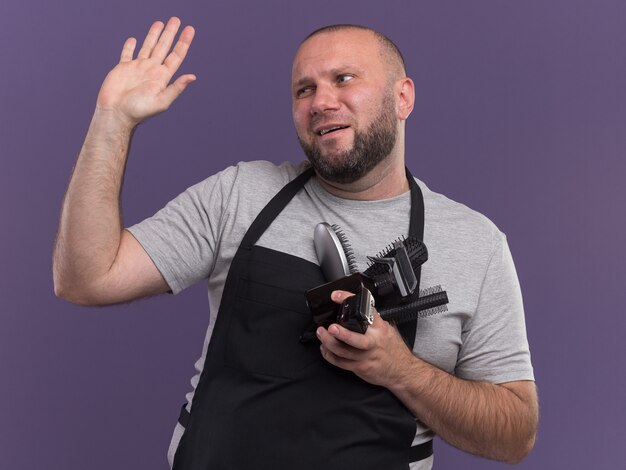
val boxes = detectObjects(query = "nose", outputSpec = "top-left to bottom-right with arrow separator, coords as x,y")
310,84 -> 340,116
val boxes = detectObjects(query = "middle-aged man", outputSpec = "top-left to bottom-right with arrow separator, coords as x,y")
54,17 -> 538,470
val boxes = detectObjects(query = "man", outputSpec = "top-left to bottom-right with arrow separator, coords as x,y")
54,17 -> 538,469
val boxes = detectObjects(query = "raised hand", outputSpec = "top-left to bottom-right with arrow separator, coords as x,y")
96,17 -> 196,127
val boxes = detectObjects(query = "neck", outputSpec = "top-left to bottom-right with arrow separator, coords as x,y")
315,154 -> 409,201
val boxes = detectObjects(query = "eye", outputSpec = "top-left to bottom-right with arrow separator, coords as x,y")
337,74 -> 354,84
296,86 -> 315,98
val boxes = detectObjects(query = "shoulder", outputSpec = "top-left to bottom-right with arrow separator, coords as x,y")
191,160 -> 309,192
416,178 -> 504,259
234,160 -> 310,183
185,160 -> 313,232
183,160 -> 310,202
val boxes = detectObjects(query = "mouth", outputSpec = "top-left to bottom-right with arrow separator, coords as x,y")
316,125 -> 350,136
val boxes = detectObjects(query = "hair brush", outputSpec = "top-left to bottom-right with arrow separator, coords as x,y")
313,222 -> 358,281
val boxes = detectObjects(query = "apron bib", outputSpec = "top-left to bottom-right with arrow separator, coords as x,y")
172,167 -> 432,469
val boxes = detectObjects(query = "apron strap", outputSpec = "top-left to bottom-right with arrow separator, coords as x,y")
409,440 -> 434,462
399,167 -> 424,349
240,166 -> 315,249
406,167 -> 424,241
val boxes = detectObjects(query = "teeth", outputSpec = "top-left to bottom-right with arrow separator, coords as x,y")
319,126 -> 346,136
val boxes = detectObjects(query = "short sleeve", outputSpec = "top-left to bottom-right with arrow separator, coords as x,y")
127,166 -> 239,295
454,233 -> 534,384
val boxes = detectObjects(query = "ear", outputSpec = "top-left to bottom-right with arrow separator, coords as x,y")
395,77 -> 415,120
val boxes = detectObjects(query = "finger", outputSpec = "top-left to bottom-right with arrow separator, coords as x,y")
320,336 -> 361,361
137,20 -> 165,59
163,25 -> 195,75
330,290 -> 356,304
119,37 -> 136,63
151,17 -> 182,63
320,343 -> 358,370
332,322 -> 374,350
317,326 -> 358,359
157,73 -> 197,108
318,322 -> 372,352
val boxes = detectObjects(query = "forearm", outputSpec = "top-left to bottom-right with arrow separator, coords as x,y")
317,302 -> 538,464
53,108 -> 135,302
389,355 -> 538,463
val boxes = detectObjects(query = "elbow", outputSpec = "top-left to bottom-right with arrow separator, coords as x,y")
53,251 -> 112,305
502,413 -> 538,464
499,381 -> 540,464
54,280 -> 92,306
53,272 -> 102,307
503,432 -> 536,464
53,270 -> 71,301
55,288 -> 104,307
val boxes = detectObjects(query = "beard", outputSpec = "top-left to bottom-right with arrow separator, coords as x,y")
297,90 -> 398,185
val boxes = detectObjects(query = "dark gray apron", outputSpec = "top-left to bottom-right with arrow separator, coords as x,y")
172,167 -> 432,469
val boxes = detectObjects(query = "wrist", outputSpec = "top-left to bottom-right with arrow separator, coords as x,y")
385,353 -> 433,403
92,106 -> 138,136
78,107 -> 136,168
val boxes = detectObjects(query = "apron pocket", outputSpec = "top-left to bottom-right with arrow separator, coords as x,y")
225,277 -> 322,378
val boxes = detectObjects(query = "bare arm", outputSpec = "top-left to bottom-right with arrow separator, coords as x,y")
53,18 -> 196,305
317,290 -> 539,464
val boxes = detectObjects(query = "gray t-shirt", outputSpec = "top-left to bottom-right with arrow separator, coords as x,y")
128,160 -> 534,469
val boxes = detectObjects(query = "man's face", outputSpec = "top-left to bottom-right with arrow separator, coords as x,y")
291,29 -> 399,184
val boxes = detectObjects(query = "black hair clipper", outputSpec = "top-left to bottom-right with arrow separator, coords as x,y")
304,273 -> 366,333
334,283 -> 375,334
302,274 -> 377,338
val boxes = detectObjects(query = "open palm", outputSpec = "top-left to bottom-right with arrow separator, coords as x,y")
97,17 -> 196,126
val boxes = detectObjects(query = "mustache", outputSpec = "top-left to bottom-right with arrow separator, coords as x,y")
309,113 -> 352,130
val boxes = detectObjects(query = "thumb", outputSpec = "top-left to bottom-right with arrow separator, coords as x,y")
331,290 -> 356,304
159,74 -> 196,108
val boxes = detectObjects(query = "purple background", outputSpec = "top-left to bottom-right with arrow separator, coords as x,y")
1,0 -> 624,468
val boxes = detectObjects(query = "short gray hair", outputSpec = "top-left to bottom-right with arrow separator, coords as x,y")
301,24 -> 407,77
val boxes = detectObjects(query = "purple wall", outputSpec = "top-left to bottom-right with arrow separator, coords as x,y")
1,0 -> 624,468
